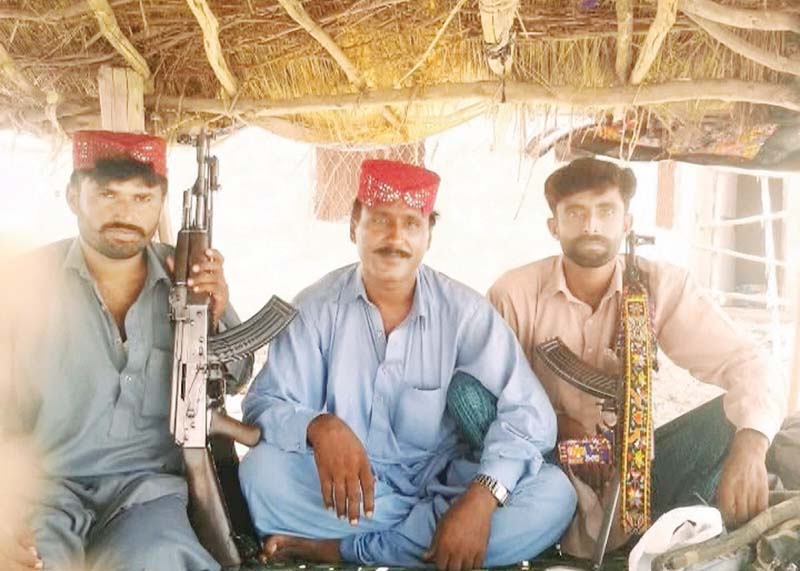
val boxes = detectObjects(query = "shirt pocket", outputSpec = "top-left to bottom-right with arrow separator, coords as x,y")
393,385 -> 446,451
142,347 -> 173,418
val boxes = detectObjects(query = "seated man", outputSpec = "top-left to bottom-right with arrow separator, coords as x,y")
487,157 -> 787,555
0,131 -> 243,571
239,159 -> 577,570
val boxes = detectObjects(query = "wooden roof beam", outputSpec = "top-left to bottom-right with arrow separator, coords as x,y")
630,0 -> 679,85
399,0 -> 469,84
686,13 -> 800,77
680,0 -> 800,32
275,0 -> 365,90
145,79 -> 800,117
615,0 -> 634,83
26,79 -> 800,133
86,0 -> 151,81
275,0 -> 407,137
0,41 -> 36,94
479,0 -> 519,77
186,0 -> 239,97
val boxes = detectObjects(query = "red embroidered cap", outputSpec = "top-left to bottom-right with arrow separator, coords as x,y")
72,130 -> 167,177
358,159 -> 440,214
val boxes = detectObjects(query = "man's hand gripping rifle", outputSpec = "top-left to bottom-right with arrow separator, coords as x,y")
169,130 -> 296,568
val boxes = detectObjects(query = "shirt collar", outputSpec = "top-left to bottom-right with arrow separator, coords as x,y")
544,254 -> 624,305
344,264 -> 428,323
143,243 -> 172,288
62,237 -> 171,289
62,237 -> 92,280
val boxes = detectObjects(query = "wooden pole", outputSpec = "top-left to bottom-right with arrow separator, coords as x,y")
786,174 -> 800,413
86,0 -> 151,81
185,0 -> 238,96
274,0 -> 405,135
679,0 -> 800,32
478,0 -> 519,77
97,65 -> 172,244
760,177 -> 786,388
630,0 -> 680,85
615,0 -> 634,83
146,79 -> 800,117
687,13 -> 800,78
98,65 -> 145,132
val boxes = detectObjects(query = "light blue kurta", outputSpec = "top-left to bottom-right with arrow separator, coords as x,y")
240,263 -> 576,565
2,238 -> 245,571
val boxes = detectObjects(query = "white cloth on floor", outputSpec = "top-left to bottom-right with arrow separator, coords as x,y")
629,506 -> 724,571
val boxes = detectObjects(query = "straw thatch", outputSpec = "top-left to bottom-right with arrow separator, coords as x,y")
0,0 -> 798,145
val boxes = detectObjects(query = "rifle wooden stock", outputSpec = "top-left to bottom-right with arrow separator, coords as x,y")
184,448 -> 241,569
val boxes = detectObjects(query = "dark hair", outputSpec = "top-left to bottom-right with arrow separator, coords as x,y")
544,158 -> 636,213
69,158 -> 167,193
349,198 -> 439,232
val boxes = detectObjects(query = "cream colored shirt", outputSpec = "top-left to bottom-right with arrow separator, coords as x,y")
487,255 -> 785,442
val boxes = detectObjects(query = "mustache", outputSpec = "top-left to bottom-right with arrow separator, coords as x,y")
101,222 -> 145,236
374,246 -> 411,258
575,235 -> 611,246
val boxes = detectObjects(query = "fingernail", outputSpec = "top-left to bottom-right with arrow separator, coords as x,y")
366,510 -> 374,518
193,287 -> 199,292
338,515 -> 346,521
192,264 -> 200,272
350,518 -> 358,526
35,560 -> 43,570
327,506 -> 335,512
187,278 -> 194,286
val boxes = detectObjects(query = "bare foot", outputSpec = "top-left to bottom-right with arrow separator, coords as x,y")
261,534 -> 342,564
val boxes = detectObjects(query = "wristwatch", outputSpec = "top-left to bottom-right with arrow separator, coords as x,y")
473,473 -> 509,507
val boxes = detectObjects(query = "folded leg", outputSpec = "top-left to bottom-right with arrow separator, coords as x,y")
87,493 -> 218,571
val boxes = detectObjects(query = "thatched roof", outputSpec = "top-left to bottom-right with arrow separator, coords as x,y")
1,0 -> 799,148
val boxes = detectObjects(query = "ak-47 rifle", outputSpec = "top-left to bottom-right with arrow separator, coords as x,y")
535,231 -> 655,571
169,129 -> 296,569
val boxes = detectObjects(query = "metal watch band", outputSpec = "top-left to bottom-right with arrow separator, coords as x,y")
473,473 -> 509,507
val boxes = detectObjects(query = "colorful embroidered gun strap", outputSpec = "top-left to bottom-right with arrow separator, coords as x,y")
619,289 -> 654,534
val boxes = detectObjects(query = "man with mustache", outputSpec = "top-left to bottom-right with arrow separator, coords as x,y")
487,157 -> 785,556
239,159 -> 576,570
0,131 -> 243,571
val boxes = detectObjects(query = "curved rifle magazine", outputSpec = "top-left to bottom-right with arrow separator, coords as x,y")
209,296 -> 296,363
535,337 -> 618,401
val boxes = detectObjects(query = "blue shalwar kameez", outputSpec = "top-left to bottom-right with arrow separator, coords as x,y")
240,264 -> 577,566
3,238 -> 243,571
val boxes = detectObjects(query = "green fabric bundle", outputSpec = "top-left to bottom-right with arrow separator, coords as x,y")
446,371 -> 498,451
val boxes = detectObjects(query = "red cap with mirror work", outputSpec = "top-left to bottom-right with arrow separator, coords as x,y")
358,159 -> 440,214
72,130 -> 167,177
